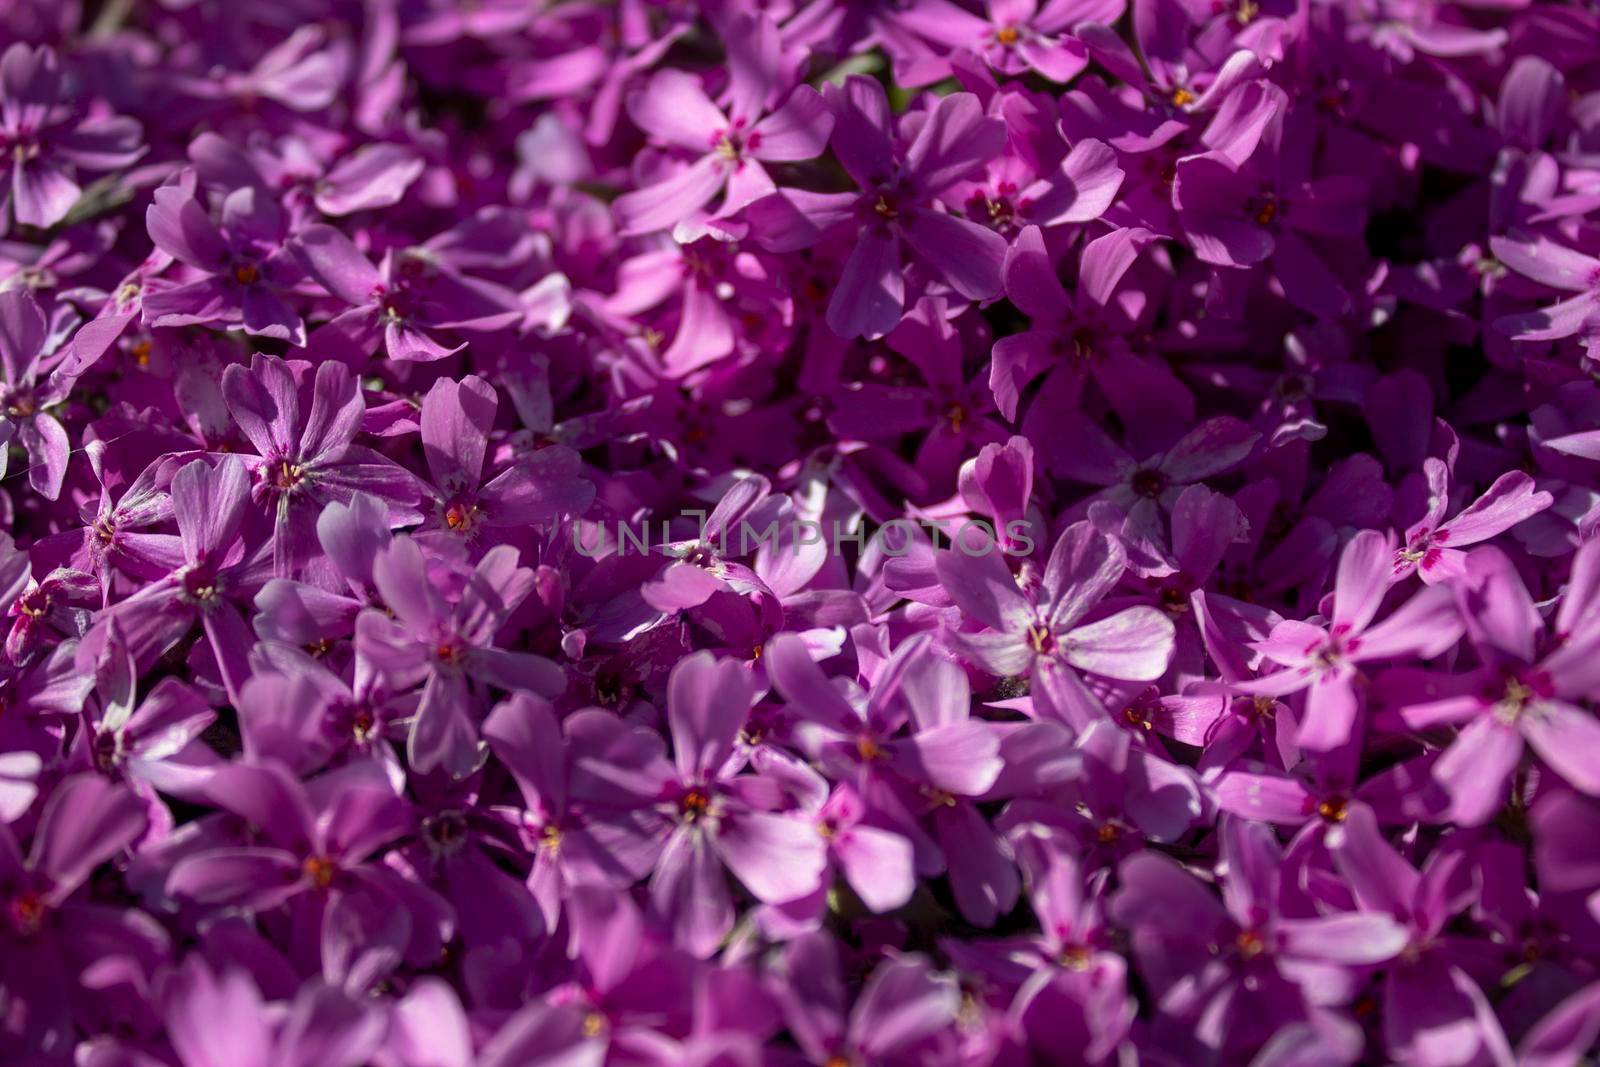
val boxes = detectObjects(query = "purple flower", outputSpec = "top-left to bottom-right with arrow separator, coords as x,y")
1113,817 -> 1409,1062
99,456 -> 268,703
356,537 -> 565,777
633,651 -> 828,957
1044,413 -> 1258,562
1390,459 -> 1553,585
142,183 -> 308,345
612,16 -> 833,235
1492,231 -> 1600,347
188,132 -> 424,220
1173,150 -> 1368,319
776,934 -> 961,1066
902,0 -> 1122,82
160,958 -> 386,1067
221,354 -> 420,576
0,43 -> 143,229
992,224 -> 1189,426
417,374 -> 593,545
292,225 -> 523,362
0,289 -> 72,499
1239,529 -> 1464,751
0,775 -> 155,1041
937,520 -> 1177,729
2,3 -> 1600,1061
483,693 -> 656,929
746,76 -> 1010,338
1399,545 -> 1600,825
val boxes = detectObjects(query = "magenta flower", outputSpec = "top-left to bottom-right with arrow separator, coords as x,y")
188,131 -> 424,220
1492,230 -> 1600,346
745,76 -> 1009,338
635,651 -> 827,957
417,375 -> 593,545
292,225 -> 523,362
936,521 -> 1176,729
902,0 -> 1123,82
776,934 -> 961,1066
99,457 -> 268,703
483,693 -> 656,929
142,184 -> 308,345
1043,414 -> 1258,561
0,290 -> 72,499
0,775 -> 153,1039
1390,458 -> 1553,584
356,537 -> 566,777
1399,545 -> 1600,825
612,17 -> 833,234
993,223 -> 1187,425
4,4 -> 1600,1062
0,44 -> 143,228
1173,151 -> 1369,319
160,958 -> 386,1067
1239,529 -> 1464,751
223,354 -> 421,576
1113,817 -> 1410,1062
167,760 -> 411,912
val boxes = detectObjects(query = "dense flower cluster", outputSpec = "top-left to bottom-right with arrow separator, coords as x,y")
1,2 -> 1599,1065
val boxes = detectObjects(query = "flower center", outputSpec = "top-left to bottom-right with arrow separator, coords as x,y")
1236,928 -> 1266,959
1131,468 -> 1167,498
1171,86 -> 1196,107
873,195 -> 899,221
855,736 -> 883,761
1312,629 -> 1355,670
1027,622 -> 1056,655
270,460 -> 304,492
424,811 -> 468,853
681,543 -> 719,569
442,499 -> 479,534
678,788 -> 712,821
179,565 -> 222,608
92,731 -> 121,772
995,25 -> 1021,45
302,855 -> 336,889
434,640 -> 466,667
1247,193 -> 1278,226
1058,943 -> 1094,970
6,891 -> 48,937
232,263 -> 260,285
1070,329 -> 1095,362
1317,796 -> 1349,823
16,587 -> 48,618
5,390 -> 36,418
1494,676 -> 1536,724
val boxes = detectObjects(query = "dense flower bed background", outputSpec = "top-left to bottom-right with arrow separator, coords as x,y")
1,0 -> 1599,1064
